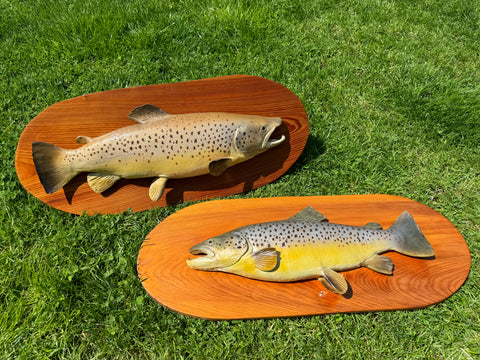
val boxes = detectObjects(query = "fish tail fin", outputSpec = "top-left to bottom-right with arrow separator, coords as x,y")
388,211 -> 434,257
32,141 -> 77,194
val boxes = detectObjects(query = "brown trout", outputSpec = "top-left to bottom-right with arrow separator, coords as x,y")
32,105 -> 285,200
187,207 -> 435,294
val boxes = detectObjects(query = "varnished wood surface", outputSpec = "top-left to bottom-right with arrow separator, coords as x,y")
15,75 -> 308,214
137,195 -> 471,320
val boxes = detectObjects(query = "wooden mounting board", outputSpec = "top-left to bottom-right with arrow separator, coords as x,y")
15,75 -> 308,214
137,195 -> 471,320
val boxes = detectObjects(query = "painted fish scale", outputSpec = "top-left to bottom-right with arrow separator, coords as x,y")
230,221 -> 396,281
64,114 -> 241,179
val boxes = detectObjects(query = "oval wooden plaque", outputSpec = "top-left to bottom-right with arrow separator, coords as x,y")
137,195 -> 471,320
15,75 -> 308,214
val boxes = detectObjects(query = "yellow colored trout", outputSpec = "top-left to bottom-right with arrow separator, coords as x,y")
32,105 -> 285,200
187,207 -> 435,294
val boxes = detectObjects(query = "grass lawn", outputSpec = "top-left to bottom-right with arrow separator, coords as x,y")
1,0 -> 479,358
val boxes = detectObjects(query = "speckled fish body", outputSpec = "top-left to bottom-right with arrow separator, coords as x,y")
187,207 -> 435,294
32,105 -> 285,201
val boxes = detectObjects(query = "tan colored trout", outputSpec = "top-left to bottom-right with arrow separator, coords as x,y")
32,105 -> 285,200
187,207 -> 435,294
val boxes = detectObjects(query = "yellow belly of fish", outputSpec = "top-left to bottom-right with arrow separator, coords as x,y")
226,242 -> 386,282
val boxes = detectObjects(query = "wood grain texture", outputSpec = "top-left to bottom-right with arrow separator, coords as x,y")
137,195 -> 471,320
15,75 -> 308,214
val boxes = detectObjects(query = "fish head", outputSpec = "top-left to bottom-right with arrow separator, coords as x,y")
187,231 -> 249,271
234,116 -> 285,158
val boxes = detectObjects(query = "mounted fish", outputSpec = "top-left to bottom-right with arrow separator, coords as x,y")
187,207 -> 435,294
32,104 -> 285,201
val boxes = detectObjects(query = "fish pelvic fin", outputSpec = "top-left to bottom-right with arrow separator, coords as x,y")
87,173 -> 121,193
319,268 -> 349,294
389,211 -> 435,258
32,141 -> 77,194
149,177 -> 168,201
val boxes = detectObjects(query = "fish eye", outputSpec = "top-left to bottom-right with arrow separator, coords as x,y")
261,126 -> 266,131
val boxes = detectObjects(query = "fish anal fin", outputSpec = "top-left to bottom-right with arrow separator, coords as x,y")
362,255 -> 394,275
149,177 -> 168,201
289,207 -> 328,222
76,136 -> 93,144
128,104 -> 170,123
209,159 -> 231,176
252,248 -> 278,272
320,268 -> 348,294
87,173 -> 121,193
364,222 -> 383,230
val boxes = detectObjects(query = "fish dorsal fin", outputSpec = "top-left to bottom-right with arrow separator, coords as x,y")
76,136 -> 93,144
149,177 -> 168,201
319,268 -> 348,294
87,173 -> 121,193
362,255 -> 394,275
288,207 -> 328,222
364,222 -> 383,230
209,159 -> 230,176
252,248 -> 278,272
128,104 -> 170,123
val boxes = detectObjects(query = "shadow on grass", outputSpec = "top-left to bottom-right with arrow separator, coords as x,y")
285,133 -> 326,175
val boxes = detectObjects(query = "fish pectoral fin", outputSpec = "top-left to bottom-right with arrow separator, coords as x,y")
128,104 -> 170,123
208,159 -> 231,176
364,222 -> 383,230
252,248 -> 278,272
87,173 -> 121,193
362,255 -> 394,275
319,268 -> 348,294
288,207 -> 328,222
149,177 -> 168,201
76,136 -> 93,144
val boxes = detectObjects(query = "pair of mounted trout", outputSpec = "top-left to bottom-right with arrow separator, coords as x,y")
32,104 -> 434,295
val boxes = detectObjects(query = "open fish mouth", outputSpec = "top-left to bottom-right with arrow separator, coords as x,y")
187,244 -> 217,270
263,125 -> 286,150
189,244 -> 215,257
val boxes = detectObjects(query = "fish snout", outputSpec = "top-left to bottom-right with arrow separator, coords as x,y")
187,243 -> 218,270
187,234 -> 249,270
264,133 -> 286,150
189,244 -> 215,257
263,119 -> 286,150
